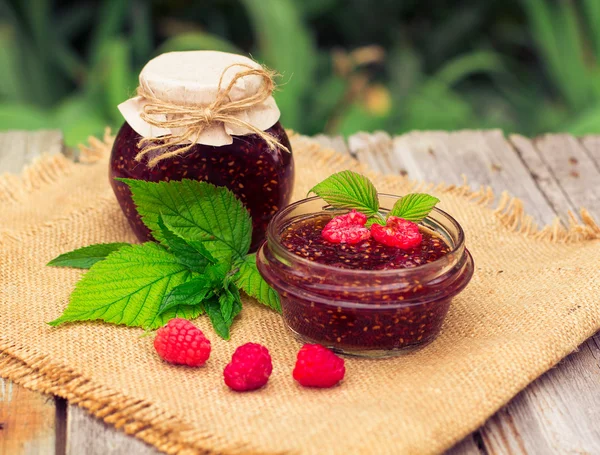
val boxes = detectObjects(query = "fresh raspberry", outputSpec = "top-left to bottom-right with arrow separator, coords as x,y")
154,318 -> 211,367
224,343 -> 273,392
370,216 -> 422,249
322,209 -> 371,244
293,344 -> 345,388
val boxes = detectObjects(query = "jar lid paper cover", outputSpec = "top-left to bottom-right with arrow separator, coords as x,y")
118,51 -> 281,147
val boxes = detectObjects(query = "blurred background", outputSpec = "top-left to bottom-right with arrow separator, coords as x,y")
1,0 -> 600,146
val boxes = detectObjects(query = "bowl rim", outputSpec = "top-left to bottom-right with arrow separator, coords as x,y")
264,193 -> 467,277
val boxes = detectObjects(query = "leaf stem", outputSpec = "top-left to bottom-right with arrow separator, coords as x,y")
375,211 -> 386,221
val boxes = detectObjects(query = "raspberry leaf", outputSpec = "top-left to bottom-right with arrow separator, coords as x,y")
204,295 -> 241,340
157,304 -> 205,329
158,216 -> 216,272
49,243 -> 190,329
388,193 -> 440,223
365,217 -> 386,228
219,282 -> 241,323
308,171 -> 379,216
47,243 -> 130,269
118,178 -> 252,262
234,254 -> 281,312
157,277 -> 212,316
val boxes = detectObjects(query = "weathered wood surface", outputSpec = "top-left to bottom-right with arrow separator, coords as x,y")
0,379 -> 60,454
0,130 -> 64,174
67,406 -> 158,455
325,130 -> 600,455
1,129 -> 599,454
0,131 -> 158,455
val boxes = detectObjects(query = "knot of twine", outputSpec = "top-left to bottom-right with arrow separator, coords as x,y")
135,63 -> 288,167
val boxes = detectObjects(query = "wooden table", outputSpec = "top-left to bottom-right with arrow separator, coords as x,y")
1,129 -> 599,454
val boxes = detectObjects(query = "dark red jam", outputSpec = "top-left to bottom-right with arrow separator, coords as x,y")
257,204 -> 474,357
109,121 -> 294,249
282,215 -> 450,270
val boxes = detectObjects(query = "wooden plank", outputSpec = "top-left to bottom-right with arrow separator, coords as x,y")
0,129 -> 157,455
445,434 -> 483,455
311,134 -> 350,155
577,135 -> 600,181
508,134 -> 576,220
347,131 -> 401,175
480,334 -> 600,455
0,379 -> 58,454
66,406 -> 159,455
350,130 -> 558,225
2,129 -> 599,455
0,130 -> 64,174
347,129 -> 600,455
0,130 -> 64,454
525,134 -> 600,214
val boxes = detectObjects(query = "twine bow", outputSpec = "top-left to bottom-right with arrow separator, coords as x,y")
135,63 -> 289,167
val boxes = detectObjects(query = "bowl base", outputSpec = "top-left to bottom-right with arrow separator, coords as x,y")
286,326 -> 436,358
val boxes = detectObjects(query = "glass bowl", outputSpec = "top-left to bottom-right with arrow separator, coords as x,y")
256,194 -> 474,357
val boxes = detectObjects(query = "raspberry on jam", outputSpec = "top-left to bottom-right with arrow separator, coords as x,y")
321,209 -> 371,244
257,196 -> 474,357
370,216 -> 422,250
286,214 -> 449,270
109,121 -> 294,250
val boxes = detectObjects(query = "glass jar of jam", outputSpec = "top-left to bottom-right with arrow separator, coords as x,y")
109,121 -> 293,249
257,195 -> 474,357
109,51 -> 294,249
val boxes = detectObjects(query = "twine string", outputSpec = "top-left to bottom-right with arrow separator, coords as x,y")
135,63 -> 289,167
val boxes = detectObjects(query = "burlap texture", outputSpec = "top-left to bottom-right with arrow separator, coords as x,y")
1,132 -> 599,455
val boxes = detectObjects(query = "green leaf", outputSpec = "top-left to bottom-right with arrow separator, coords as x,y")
219,281 -> 241,323
102,37 -> 134,124
47,243 -> 130,269
204,295 -> 240,340
157,32 -> 240,55
158,216 -> 216,272
0,24 -> 26,101
159,304 -> 204,326
118,179 -> 252,263
435,51 -> 505,87
203,271 -> 243,340
157,277 -> 212,316
204,262 -> 230,284
388,193 -> 440,223
49,243 -> 190,329
365,217 -> 386,228
234,254 -> 281,312
88,0 -> 128,66
0,103 -> 52,131
308,171 -> 380,216
130,0 -> 152,64
241,0 -> 316,130
53,95 -> 107,146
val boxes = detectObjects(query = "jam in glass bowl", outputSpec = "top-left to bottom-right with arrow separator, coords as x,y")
109,121 -> 294,250
256,195 -> 474,357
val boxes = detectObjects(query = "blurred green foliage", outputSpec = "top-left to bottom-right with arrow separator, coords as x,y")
1,0 -> 600,146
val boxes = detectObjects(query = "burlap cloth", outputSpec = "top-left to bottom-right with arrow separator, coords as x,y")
1,131 -> 599,455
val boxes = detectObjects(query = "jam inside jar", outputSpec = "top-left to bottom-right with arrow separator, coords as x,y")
257,195 -> 474,357
109,121 -> 294,250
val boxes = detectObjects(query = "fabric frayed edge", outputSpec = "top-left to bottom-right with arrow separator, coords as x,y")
406,175 -> 600,243
295,134 -> 600,244
0,338 -> 273,455
1,129 -> 599,245
0,128 -> 113,205
0,130 -> 599,455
